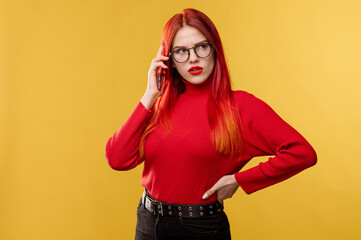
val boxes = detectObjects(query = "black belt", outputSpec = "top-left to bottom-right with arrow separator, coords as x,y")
141,190 -> 224,217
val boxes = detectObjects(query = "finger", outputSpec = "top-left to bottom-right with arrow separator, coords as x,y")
153,55 -> 169,63
156,45 -> 164,57
150,63 -> 168,78
150,61 -> 167,72
153,61 -> 168,70
202,184 -> 219,200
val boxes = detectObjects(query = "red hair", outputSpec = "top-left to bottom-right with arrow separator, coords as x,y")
139,8 -> 244,160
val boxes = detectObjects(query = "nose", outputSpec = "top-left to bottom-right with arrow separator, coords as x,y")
188,48 -> 199,63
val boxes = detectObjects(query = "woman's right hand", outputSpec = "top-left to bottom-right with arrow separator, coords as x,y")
147,45 -> 169,98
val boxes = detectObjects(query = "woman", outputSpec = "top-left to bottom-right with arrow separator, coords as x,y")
105,8 -> 317,240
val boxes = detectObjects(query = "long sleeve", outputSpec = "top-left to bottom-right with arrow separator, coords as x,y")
105,101 -> 153,170
234,92 -> 317,194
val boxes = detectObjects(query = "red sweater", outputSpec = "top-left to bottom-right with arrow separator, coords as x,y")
105,79 -> 317,204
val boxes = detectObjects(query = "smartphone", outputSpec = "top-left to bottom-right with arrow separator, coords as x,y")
157,46 -> 168,91
157,67 -> 166,91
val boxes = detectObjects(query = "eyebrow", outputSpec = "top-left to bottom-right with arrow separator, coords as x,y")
171,40 -> 210,51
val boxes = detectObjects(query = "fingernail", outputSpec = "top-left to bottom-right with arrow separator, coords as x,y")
202,193 -> 208,199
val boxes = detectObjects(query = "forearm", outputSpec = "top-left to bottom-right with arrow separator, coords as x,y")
105,100 -> 153,170
141,90 -> 158,110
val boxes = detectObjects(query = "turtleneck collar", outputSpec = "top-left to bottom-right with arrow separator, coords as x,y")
181,77 -> 212,96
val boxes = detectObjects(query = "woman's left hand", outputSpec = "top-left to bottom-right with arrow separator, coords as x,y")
202,175 -> 239,205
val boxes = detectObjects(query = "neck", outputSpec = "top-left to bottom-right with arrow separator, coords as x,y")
182,77 -> 212,96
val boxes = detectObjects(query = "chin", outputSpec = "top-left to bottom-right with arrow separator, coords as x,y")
184,74 -> 210,84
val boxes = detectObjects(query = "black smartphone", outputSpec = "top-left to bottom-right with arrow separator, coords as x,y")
157,67 -> 166,91
157,46 -> 167,91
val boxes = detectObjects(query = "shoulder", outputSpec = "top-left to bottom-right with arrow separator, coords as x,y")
231,90 -> 264,107
232,89 -> 253,99
231,90 -> 277,115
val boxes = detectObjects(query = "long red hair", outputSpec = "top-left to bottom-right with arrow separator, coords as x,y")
139,8 -> 244,160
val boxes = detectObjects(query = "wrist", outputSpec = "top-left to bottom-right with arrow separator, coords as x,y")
141,91 -> 158,110
145,89 -> 159,99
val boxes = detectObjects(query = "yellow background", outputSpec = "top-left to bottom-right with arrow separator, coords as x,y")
1,0 -> 360,239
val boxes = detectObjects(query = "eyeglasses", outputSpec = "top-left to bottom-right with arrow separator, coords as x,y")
170,42 -> 213,63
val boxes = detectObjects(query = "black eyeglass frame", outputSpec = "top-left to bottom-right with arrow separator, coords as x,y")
169,42 -> 214,63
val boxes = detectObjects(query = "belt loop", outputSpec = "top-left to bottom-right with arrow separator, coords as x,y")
218,200 -> 224,211
157,201 -> 163,216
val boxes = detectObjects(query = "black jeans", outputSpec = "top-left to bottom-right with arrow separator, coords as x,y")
135,197 -> 231,240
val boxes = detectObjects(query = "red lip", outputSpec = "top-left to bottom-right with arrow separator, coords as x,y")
188,66 -> 203,75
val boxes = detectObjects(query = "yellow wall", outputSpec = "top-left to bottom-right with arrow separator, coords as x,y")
1,0 -> 360,239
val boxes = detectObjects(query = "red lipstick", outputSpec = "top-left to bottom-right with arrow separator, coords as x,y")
188,66 -> 203,75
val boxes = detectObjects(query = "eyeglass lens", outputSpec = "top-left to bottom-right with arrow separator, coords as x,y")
172,43 -> 212,63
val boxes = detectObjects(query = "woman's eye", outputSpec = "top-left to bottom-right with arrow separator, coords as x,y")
175,49 -> 186,54
198,44 -> 208,49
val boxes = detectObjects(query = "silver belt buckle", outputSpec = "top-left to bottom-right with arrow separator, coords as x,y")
145,195 -> 163,216
145,196 -> 154,213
